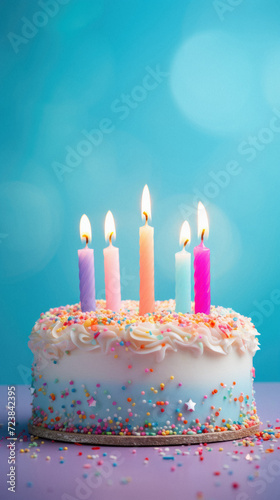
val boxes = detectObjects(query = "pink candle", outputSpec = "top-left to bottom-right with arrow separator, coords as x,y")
78,214 -> 96,312
194,202 -> 210,314
103,211 -> 121,312
139,185 -> 155,315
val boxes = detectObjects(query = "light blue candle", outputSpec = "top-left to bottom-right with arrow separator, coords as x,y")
175,221 -> 191,314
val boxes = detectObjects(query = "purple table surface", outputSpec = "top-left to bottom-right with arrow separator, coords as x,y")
1,383 -> 280,500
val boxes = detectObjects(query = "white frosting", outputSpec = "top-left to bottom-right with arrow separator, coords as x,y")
36,347 -> 253,390
28,301 -> 260,369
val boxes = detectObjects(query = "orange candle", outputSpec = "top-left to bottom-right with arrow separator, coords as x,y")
139,185 -> 155,315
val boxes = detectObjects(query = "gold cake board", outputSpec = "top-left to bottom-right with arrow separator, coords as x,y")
28,423 -> 260,446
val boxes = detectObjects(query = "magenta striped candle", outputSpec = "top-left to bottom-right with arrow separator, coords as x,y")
194,202 -> 210,314
194,241 -> 210,314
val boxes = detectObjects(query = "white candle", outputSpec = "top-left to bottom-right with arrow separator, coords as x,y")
103,211 -> 121,312
139,185 -> 155,315
175,221 -> 191,313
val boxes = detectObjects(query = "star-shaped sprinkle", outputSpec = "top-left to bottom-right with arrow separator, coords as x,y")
87,397 -> 96,407
185,399 -> 196,412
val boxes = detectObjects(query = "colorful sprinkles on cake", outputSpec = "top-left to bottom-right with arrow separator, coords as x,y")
29,300 -> 260,365
28,300 -> 260,437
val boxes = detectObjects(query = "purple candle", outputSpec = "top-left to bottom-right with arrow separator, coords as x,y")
194,202 -> 210,314
78,214 -> 96,312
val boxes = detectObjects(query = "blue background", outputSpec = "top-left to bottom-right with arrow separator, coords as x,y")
1,0 -> 279,384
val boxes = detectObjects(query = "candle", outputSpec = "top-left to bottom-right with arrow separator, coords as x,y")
139,185 -> 155,315
103,210 -> 121,312
175,221 -> 191,313
194,202 -> 210,314
78,214 -> 96,312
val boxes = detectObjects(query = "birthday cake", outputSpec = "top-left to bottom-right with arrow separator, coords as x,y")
28,299 -> 260,443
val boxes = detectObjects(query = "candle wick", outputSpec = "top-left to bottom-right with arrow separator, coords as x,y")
84,235 -> 89,248
109,232 -> 113,245
201,229 -> 205,242
143,212 -> 148,224
183,239 -> 189,249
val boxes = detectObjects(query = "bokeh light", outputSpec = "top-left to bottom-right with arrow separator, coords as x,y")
171,31 -> 254,136
0,181 -> 62,281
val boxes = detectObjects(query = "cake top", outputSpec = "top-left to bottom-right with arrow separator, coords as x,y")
29,300 -> 260,367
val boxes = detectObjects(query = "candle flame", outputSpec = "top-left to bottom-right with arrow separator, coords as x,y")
80,214 -> 92,243
179,220 -> 191,247
141,184 -> 151,221
197,202 -> 209,239
105,210 -> 116,242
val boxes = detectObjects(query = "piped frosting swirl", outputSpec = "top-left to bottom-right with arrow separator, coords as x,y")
29,300 -> 260,368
